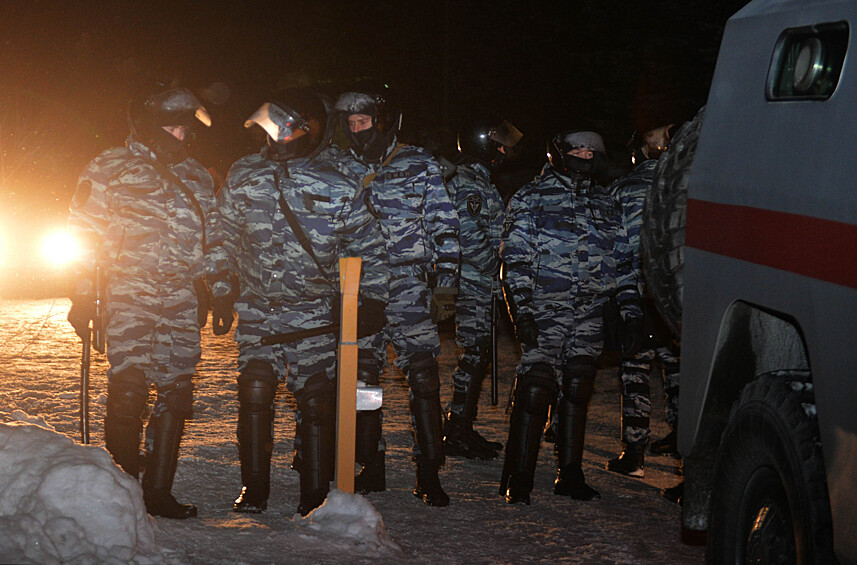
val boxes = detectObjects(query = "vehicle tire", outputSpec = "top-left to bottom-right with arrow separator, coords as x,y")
707,374 -> 834,565
640,107 -> 704,337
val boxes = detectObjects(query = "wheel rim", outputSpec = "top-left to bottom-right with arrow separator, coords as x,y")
740,466 -> 796,565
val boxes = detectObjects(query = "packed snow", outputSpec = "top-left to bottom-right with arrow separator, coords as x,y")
0,298 -> 703,563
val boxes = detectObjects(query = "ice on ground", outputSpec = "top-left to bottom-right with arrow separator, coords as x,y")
0,419 -> 161,564
298,488 -> 403,558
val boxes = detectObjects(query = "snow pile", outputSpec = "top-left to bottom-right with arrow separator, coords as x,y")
299,489 -> 403,558
0,413 -> 162,564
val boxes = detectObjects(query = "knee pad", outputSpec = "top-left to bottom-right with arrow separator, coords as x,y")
157,374 -> 194,419
107,368 -> 148,419
238,360 -> 278,409
357,349 -> 381,386
406,352 -> 439,399
562,355 -> 596,405
516,363 -> 558,416
296,372 -> 336,424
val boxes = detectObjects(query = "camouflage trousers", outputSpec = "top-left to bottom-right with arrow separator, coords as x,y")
447,272 -> 496,418
363,266 -> 441,454
234,295 -> 337,445
518,299 -> 605,389
105,277 -> 201,388
619,345 -> 680,444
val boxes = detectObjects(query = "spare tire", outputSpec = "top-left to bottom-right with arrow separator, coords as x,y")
640,107 -> 705,338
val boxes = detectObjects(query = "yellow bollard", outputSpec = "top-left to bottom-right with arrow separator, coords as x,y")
335,257 -> 361,492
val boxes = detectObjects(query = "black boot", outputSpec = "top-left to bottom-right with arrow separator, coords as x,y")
554,356 -> 600,501
296,374 -> 335,516
414,457 -> 449,507
355,408 -> 385,494
233,361 -> 277,513
142,410 -> 197,519
499,364 -> 557,505
443,411 -> 498,460
407,353 -> 448,507
650,430 -> 679,456
661,480 -> 684,505
448,345 -> 503,456
606,442 -> 646,478
104,369 -> 148,478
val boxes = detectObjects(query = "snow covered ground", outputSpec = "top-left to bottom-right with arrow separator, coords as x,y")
0,298 -> 704,564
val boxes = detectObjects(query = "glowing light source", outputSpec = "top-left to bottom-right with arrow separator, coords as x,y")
40,229 -> 80,268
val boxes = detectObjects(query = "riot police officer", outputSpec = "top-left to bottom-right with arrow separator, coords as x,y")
606,119 -> 681,477
212,87 -> 388,516
67,83 -> 220,519
335,80 -> 460,507
499,130 -> 641,504
443,116 -> 522,460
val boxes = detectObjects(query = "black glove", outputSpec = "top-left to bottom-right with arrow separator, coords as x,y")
621,317 -> 646,358
211,295 -> 235,336
357,297 -> 387,338
193,278 -> 211,329
68,297 -> 95,341
429,287 -> 458,323
515,311 -> 539,346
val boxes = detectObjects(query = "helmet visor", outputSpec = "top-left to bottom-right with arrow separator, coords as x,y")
244,102 -> 309,144
489,120 -> 523,148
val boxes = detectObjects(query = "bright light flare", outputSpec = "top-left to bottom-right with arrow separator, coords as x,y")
41,229 -> 81,268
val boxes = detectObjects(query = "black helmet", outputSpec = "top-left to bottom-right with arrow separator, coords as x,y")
245,87 -> 333,161
457,117 -> 522,170
547,130 -> 607,180
334,79 -> 402,162
128,85 -> 211,164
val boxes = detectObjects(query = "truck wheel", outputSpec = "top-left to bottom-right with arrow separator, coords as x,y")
640,107 -> 705,337
707,375 -> 834,565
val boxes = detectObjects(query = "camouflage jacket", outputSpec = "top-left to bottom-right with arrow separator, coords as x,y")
341,141 -> 460,289
213,146 -> 388,305
447,161 -> 503,279
501,166 -> 641,319
609,158 -> 658,294
68,136 -> 219,295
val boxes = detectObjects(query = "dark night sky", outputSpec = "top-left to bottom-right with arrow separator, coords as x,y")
0,0 -> 749,217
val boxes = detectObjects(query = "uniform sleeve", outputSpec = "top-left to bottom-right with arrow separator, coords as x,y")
500,190 -> 537,316
66,158 -> 113,297
612,204 -> 643,321
339,185 -> 389,304
424,158 -> 460,288
454,170 -> 499,277
207,171 -> 242,299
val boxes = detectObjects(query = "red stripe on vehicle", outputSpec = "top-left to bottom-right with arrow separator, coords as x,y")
686,198 -> 857,289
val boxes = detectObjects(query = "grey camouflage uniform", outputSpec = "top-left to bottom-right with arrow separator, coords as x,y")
446,161 -> 504,417
68,136 -> 220,389
341,139 -> 460,452
501,168 -> 641,387
610,158 -> 680,444
212,145 -> 388,397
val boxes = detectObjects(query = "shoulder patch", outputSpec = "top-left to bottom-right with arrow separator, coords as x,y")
467,194 -> 482,217
73,180 -> 93,207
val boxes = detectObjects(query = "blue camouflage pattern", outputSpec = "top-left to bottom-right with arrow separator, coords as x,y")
341,139 -> 459,455
610,158 -> 680,443
342,141 -> 460,373
214,145 -> 388,395
501,166 -> 641,385
68,136 -> 220,387
446,161 -> 504,416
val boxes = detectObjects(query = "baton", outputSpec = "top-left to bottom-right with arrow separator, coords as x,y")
491,289 -> 499,406
80,325 -> 91,444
